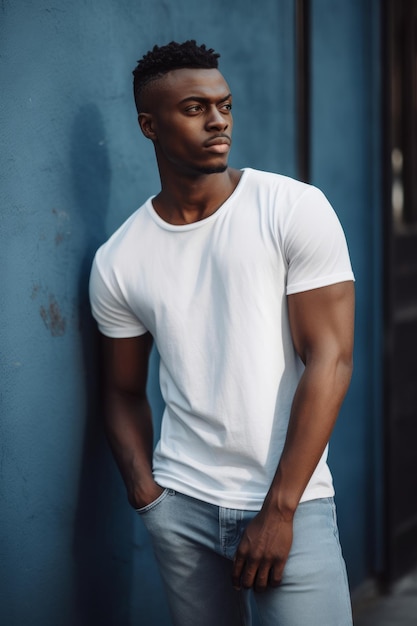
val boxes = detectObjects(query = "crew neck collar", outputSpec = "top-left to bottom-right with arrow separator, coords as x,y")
146,168 -> 249,231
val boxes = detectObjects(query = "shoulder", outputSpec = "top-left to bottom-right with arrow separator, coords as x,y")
95,199 -> 152,268
242,168 -> 313,205
240,169 -> 330,232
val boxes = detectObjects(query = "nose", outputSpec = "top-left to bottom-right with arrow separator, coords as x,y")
206,105 -> 229,131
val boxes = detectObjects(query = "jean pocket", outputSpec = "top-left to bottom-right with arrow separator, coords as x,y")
135,488 -> 172,515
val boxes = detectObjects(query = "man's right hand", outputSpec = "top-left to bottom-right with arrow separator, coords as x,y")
130,480 -> 165,510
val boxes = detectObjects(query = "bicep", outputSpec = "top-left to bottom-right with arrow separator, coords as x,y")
287,281 -> 355,365
101,332 -> 154,396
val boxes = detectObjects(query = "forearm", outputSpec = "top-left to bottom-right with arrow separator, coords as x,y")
265,355 -> 353,517
104,390 -> 157,507
233,282 -> 354,591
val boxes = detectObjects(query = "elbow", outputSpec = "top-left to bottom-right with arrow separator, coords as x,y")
338,354 -> 354,391
305,344 -> 354,392
330,342 -> 354,394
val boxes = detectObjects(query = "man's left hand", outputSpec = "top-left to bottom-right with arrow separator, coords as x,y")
232,507 -> 293,592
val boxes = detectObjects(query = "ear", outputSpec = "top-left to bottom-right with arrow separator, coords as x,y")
138,113 -> 156,141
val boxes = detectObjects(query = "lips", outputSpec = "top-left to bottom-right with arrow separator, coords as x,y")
204,135 -> 231,154
204,135 -> 231,148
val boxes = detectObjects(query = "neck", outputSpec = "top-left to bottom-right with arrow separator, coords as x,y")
153,167 -> 241,225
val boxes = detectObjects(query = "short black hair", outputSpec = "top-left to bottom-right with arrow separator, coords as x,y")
132,40 -> 220,113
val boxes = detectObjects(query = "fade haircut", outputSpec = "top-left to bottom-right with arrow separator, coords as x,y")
132,40 -> 220,113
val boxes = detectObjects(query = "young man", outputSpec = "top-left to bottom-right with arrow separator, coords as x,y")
89,40 -> 355,625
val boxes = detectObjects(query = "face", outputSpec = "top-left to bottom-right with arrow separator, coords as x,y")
139,68 -> 233,176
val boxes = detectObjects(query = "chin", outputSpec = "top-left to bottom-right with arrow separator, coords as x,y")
196,164 -> 228,175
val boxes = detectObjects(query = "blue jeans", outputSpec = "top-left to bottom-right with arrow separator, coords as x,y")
137,490 -> 353,626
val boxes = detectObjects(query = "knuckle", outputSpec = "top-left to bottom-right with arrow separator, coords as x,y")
245,566 -> 256,578
270,578 -> 282,588
270,565 -> 283,587
255,576 -> 268,593
248,550 -> 263,564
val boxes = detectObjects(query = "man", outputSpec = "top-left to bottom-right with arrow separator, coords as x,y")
89,40 -> 355,625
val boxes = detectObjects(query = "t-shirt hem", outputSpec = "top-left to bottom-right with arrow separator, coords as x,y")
97,324 -> 148,338
299,484 -> 335,503
153,473 -> 335,511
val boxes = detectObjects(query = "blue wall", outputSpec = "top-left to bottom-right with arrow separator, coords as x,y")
1,2 -> 296,625
1,1 -> 382,623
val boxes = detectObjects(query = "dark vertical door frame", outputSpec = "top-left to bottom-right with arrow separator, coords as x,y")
382,0 -> 417,584
295,0 -> 310,183
401,0 -> 417,224
381,0 -> 394,586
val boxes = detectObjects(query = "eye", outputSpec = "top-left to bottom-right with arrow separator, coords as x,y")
221,103 -> 232,112
185,104 -> 203,113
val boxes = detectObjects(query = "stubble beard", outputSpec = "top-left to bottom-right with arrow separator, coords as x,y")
195,163 -> 228,175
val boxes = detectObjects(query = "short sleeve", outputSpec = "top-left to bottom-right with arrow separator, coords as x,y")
284,186 -> 354,295
89,253 -> 148,338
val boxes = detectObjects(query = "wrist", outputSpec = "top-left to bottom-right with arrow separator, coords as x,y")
128,476 -> 161,509
263,489 -> 297,522
263,473 -> 302,521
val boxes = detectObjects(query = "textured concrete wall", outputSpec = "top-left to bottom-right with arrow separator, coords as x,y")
0,2 -> 296,625
1,0 -> 384,622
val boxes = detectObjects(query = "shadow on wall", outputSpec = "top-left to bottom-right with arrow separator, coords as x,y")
71,104 -> 134,625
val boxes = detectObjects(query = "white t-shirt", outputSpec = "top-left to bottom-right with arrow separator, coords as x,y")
89,168 -> 354,510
